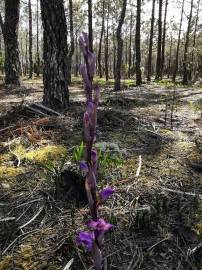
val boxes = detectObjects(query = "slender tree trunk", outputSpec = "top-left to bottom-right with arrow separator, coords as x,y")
155,0 -> 162,80
0,0 -> 21,85
191,0 -> 200,81
113,28 -> 116,78
147,0 -> 155,81
104,2 -> 109,81
28,0 -> 33,78
40,0 -> 69,110
173,0 -> 185,82
88,0 -> 93,52
128,11 -> 133,78
67,0 -> 74,85
135,0 -> 142,85
182,0 -> 194,84
167,33 -> 173,78
98,0 -> 105,78
25,31 -> 28,75
36,0 -> 40,77
75,27 -> 78,77
161,0 -> 168,78
114,0 -> 127,91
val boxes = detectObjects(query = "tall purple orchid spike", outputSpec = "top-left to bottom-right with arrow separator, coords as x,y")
77,33 -> 115,270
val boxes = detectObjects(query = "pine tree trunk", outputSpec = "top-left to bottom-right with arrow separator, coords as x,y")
88,0 -> 93,52
161,0 -> 168,78
75,27 -> 79,77
167,34 -> 173,78
25,31 -> 28,75
28,0 -> 33,79
155,0 -> 162,80
36,0 -> 40,77
40,0 -> 69,110
128,12 -> 133,78
182,0 -> 193,84
147,0 -> 155,82
191,0 -> 200,81
135,0 -> 142,86
98,0 -> 105,78
0,0 -> 21,85
114,0 -> 127,91
104,3 -> 109,81
172,0 -> 185,82
113,29 -> 116,78
67,0 -> 74,85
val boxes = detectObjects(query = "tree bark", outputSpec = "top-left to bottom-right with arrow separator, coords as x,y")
167,33 -> 173,78
191,0 -> 200,81
67,0 -> 74,85
161,0 -> 168,78
147,0 -> 155,81
104,2 -> 109,81
128,11 -> 133,78
114,0 -> 127,91
155,0 -> 162,80
88,0 -> 93,52
172,0 -> 185,82
0,0 -> 21,85
36,0 -> 40,77
98,0 -> 105,78
28,0 -> 33,78
40,0 -> 69,110
135,0 -> 142,85
182,0 -> 194,84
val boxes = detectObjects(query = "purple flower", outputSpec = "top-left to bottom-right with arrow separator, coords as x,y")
87,219 -> 113,232
76,231 -> 94,250
80,162 -> 88,173
100,187 -> 116,200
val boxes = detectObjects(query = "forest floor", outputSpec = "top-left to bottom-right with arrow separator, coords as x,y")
0,77 -> 202,270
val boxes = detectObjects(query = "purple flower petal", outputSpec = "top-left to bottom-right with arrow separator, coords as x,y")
100,187 -> 116,200
87,219 -> 113,232
79,162 -> 88,173
76,231 -> 94,250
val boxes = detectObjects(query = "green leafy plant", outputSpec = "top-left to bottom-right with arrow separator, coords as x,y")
72,141 -> 84,162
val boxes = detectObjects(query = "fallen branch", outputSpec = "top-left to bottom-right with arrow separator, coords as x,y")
33,103 -> 61,116
26,105 -> 48,116
19,206 -> 44,230
0,217 -> 16,222
163,187 -> 202,199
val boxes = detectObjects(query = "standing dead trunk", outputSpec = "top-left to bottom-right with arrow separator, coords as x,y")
0,0 -> 21,85
172,0 -> 185,82
28,0 -> 33,78
147,0 -> 155,81
182,0 -> 194,84
40,0 -> 69,110
67,0 -> 74,85
114,0 -> 127,91
98,0 -> 105,78
161,0 -> 168,78
88,0 -> 93,52
135,0 -> 142,85
155,0 -> 162,80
